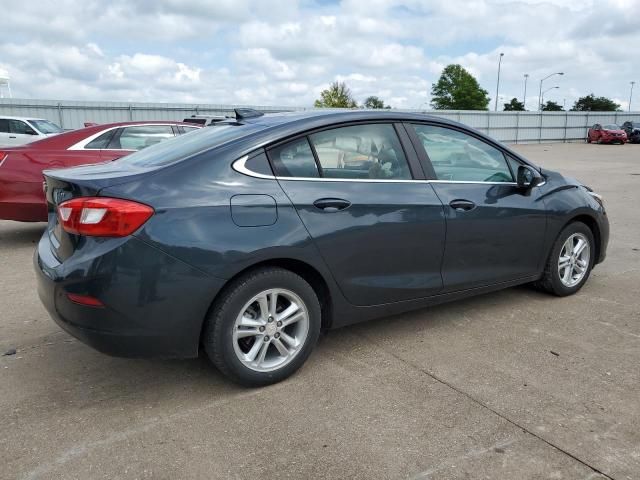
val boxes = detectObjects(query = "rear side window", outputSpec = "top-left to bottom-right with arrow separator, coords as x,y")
0,119 -> 8,133
110,125 -> 175,150
85,130 -> 116,149
411,124 -> 514,183
269,137 -> 320,178
269,123 -> 412,180
309,124 -> 411,180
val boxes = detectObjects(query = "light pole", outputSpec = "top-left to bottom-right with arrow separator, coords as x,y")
494,53 -> 504,111
630,81 -> 635,112
538,72 -> 564,110
522,74 -> 529,109
541,86 -> 559,110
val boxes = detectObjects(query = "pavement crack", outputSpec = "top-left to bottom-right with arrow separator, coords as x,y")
358,332 -> 616,480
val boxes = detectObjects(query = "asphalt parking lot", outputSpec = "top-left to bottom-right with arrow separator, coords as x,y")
1,143 -> 638,480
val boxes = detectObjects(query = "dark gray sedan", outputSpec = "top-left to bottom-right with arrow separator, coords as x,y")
35,110 -> 609,386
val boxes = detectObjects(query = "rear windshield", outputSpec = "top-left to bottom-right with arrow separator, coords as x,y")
114,123 -> 262,168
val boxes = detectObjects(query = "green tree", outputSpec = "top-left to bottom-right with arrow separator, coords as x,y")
364,96 -> 390,109
571,94 -> 620,112
314,81 -> 358,108
503,98 -> 525,111
430,64 -> 490,110
542,101 -> 564,111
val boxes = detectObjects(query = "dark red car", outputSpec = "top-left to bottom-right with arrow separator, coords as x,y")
0,121 -> 200,222
586,123 -> 627,144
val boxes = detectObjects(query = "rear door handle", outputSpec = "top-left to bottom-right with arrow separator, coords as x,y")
313,198 -> 351,212
449,199 -> 476,212
9,136 -> 16,139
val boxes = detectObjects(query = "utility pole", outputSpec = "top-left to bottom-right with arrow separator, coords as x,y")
523,74 -> 529,109
494,53 -> 504,111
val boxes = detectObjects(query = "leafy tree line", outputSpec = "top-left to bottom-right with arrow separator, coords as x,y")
314,70 -> 622,112
313,82 -> 391,109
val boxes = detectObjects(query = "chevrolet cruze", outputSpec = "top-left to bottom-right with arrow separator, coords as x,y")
35,110 -> 609,386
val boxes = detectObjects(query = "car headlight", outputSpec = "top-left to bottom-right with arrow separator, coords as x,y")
588,191 -> 604,208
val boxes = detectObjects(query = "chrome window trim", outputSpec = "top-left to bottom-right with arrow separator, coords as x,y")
232,156 -> 534,186
67,123 -> 178,151
232,155 -> 277,179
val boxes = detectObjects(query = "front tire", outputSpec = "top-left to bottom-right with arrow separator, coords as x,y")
535,222 -> 595,296
203,267 -> 321,387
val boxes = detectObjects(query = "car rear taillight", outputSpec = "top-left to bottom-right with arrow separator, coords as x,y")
57,197 -> 154,237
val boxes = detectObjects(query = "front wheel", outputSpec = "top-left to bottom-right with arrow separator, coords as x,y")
203,267 -> 321,387
535,222 -> 595,296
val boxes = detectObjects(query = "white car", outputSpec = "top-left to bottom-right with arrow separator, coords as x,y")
0,116 -> 63,147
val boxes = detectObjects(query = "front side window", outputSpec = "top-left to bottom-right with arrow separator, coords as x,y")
411,124 -> 514,183
9,120 -> 36,135
109,125 -> 175,150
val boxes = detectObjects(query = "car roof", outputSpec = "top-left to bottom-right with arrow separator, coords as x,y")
0,115 -> 49,121
2,120 -> 199,151
241,109 -> 458,128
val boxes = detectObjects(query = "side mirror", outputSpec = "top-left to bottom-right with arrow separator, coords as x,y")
517,165 -> 543,189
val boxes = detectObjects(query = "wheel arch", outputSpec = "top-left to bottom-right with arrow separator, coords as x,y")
562,213 -> 602,263
199,257 -> 334,347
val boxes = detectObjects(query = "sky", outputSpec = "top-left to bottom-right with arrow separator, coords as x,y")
1,0 -> 639,110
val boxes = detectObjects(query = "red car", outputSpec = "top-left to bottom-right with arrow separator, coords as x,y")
0,121 -> 200,222
586,123 -> 627,144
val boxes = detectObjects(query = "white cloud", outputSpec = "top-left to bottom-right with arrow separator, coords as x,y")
0,0 -> 638,109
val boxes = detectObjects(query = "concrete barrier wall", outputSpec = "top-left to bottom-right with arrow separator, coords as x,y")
2,98 -> 639,144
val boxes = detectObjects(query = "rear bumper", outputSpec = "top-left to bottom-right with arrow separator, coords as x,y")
34,231 -> 225,358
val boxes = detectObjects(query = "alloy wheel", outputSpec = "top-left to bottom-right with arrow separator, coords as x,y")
232,288 -> 309,372
557,233 -> 590,288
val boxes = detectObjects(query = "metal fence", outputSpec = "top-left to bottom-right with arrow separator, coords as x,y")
1,98 -> 639,144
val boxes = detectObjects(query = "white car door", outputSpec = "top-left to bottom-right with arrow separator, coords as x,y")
8,119 -> 41,146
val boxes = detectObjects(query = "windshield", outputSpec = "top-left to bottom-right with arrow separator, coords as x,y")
28,119 -> 63,134
114,123 -> 263,168
603,124 -> 619,130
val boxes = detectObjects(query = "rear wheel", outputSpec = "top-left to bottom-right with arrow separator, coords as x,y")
535,222 -> 595,296
203,267 -> 321,387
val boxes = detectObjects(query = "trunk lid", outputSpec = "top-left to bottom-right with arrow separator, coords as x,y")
43,162 -> 147,261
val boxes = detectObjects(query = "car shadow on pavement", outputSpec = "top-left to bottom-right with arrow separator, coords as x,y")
0,221 -> 46,248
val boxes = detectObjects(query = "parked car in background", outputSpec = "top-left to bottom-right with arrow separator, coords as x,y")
621,121 -> 640,143
183,114 -> 228,126
0,116 -> 63,147
35,110 -> 609,387
586,124 -> 627,144
0,121 -> 200,222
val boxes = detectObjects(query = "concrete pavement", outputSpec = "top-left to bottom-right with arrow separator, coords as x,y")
1,143 -> 638,479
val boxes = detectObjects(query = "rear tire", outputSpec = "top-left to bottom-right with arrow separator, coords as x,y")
534,222 -> 595,296
203,267 -> 321,387
586,136 -> 591,143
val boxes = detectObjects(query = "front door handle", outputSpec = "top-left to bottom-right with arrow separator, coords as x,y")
449,199 -> 476,212
313,198 -> 351,212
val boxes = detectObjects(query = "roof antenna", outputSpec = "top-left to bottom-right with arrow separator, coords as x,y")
234,108 -> 264,120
